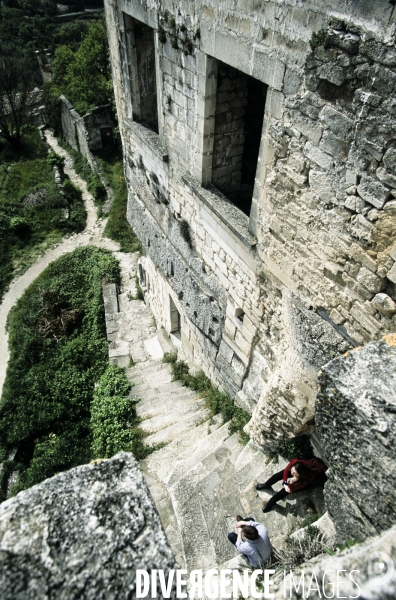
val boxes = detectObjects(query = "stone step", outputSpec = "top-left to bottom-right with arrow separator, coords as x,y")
139,399 -> 207,432
166,436 -> 249,570
137,390 -> 203,420
130,380 -> 186,401
126,360 -> 169,379
144,408 -> 209,447
157,329 -> 175,354
129,383 -> 152,398
141,472 -> 186,569
130,367 -> 173,388
164,422 -> 233,487
165,437 -> 297,569
166,468 -> 215,570
141,416 -> 223,483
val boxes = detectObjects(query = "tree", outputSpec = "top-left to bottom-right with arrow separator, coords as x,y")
50,17 -> 113,114
0,56 -> 40,148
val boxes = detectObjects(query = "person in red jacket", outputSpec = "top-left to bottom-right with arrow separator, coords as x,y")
256,457 -> 327,513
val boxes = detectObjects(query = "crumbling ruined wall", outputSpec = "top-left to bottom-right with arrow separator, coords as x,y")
105,0 -> 396,448
60,96 -> 115,165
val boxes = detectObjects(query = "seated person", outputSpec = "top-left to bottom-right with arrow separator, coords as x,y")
256,457 -> 327,513
228,515 -> 272,567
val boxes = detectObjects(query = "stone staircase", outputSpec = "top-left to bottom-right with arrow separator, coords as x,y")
103,252 -> 328,578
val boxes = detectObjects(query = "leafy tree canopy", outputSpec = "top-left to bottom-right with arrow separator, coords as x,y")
50,17 -> 113,113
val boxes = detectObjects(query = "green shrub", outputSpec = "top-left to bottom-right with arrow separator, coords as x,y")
277,435 -> 313,460
63,145 -> 107,209
0,461 -> 14,503
272,529 -> 328,571
306,524 -> 320,540
0,247 -> 120,494
163,350 -> 178,364
62,178 -> 86,232
309,28 -> 328,50
11,425 -> 91,496
301,513 -> 320,528
97,149 -> 142,252
166,356 -> 250,442
9,217 -> 30,236
46,150 -> 65,169
91,365 -> 151,460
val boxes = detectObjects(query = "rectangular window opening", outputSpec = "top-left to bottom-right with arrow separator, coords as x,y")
169,296 -> 181,336
212,61 -> 268,216
123,13 -> 159,133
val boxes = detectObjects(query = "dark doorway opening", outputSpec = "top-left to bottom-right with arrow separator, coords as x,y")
170,296 -> 180,337
100,127 -> 114,150
212,61 -> 268,216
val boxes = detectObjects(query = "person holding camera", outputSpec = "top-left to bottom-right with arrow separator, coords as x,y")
227,515 -> 272,567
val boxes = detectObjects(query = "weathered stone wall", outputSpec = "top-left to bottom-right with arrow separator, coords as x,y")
105,0 -> 396,448
316,336 -> 396,542
60,96 -> 115,167
60,96 -> 115,211
0,453 -> 177,599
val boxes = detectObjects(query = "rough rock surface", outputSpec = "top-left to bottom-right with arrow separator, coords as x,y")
273,523 -> 396,600
289,298 -> 351,368
316,336 -> 396,542
0,453 -> 176,600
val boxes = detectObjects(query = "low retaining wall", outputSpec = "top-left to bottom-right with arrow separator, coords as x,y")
60,95 -> 115,212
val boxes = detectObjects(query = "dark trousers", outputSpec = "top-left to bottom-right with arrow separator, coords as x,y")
261,469 -> 327,512
262,470 -> 288,513
228,517 -> 254,546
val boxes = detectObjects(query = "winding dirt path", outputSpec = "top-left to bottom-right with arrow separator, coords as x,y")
0,130 -> 119,397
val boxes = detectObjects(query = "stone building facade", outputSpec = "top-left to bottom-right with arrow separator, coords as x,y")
104,0 -> 396,450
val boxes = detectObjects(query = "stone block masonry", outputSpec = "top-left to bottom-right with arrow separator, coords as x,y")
105,0 -> 396,450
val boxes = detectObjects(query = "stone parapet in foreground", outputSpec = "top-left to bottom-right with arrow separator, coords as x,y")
0,453 -> 176,599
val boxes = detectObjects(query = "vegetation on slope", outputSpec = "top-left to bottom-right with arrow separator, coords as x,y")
59,140 -> 107,212
96,149 -> 142,252
0,247 -> 119,498
0,127 -> 86,301
163,351 -> 250,443
91,365 -> 151,460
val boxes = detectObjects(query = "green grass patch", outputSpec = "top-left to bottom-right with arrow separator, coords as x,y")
91,365 -> 153,460
59,140 -> 107,213
0,247 -> 120,499
0,129 -> 86,302
301,513 -> 320,528
95,149 -> 142,252
163,352 -> 250,443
